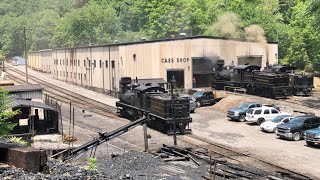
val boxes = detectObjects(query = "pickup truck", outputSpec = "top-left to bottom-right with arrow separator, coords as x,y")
227,102 -> 262,122
192,91 -> 215,107
304,127 -> 320,146
276,115 -> 320,141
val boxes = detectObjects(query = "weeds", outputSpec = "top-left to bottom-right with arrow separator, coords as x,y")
8,136 -> 28,146
85,157 -> 97,172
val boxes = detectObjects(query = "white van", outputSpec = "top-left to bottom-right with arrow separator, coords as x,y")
245,106 -> 290,125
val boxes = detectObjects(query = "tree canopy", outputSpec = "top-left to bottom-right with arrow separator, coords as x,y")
0,0 -> 319,71
0,88 -> 17,137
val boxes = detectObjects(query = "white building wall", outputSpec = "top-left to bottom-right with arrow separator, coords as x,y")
30,36 -> 278,91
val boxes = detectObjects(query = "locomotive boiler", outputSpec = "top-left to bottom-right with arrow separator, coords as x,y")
116,77 -> 192,134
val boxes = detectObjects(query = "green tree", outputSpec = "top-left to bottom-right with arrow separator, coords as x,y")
0,88 -> 17,137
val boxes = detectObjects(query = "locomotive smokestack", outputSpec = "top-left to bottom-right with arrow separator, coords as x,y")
135,77 -> 138,83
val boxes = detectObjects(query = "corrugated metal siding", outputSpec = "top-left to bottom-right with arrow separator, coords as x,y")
10,90 -> 43,100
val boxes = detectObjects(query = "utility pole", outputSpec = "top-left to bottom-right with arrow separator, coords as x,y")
23,27 -> 28,83
170,75 -> 177,146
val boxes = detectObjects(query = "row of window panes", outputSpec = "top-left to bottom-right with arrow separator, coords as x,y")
54,59 -> 109,68
41,65 -> 51,70
54,70 -> 87,81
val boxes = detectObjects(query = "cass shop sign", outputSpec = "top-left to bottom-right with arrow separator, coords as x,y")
161,57 -> 189,63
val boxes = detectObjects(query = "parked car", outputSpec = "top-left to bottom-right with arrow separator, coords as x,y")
192,91 -> 215,107
245,106 -> 290,125
179,95 -> 197,113
304,126 -> 320,146
276,115 -> 320,141
227,102 -> 262,122
260,115 -> 294,133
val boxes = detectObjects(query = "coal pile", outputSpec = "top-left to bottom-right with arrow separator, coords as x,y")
0,150 -> 205,180
0,159 -> 108,180
97,150 -> 207,180
98,150 -> 165,179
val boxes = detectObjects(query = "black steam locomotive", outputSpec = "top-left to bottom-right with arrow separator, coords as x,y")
212,61 -> 313,99
116,77 -> 192,134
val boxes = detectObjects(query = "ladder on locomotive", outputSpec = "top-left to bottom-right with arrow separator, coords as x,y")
63,116 -> 147,161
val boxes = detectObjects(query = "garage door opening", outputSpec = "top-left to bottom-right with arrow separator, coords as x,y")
192,57 -> 214,88
167,70 -> 184,89
237,55 -> 262,67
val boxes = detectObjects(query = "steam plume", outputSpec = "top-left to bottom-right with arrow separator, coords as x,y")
244,25 -> 269,65
211,12 -> 243,38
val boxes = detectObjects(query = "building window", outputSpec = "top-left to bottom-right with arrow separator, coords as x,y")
84,74 -> 86,81
133,54 -> 136,61
60,59 -> 61,65
78,73 -> 80,80
84,60 -> 86,67
106,60 -> 108,68
74,72 -> 76,79
99,60 -> 101,68
78,60 -> 80,66
94,60 -> 96,68
89,60 -> 91,67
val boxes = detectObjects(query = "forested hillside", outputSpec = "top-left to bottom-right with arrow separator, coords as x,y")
0,0 -> 319,71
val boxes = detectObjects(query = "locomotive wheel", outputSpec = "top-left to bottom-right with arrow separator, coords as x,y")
257,118 -> 265,125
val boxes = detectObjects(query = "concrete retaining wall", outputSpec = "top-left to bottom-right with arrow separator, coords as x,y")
0,143 -> 48,173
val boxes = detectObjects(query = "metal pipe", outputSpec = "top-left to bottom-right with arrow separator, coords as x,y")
109,46 -> 111,91
102,62 -> 105,91
90,48 -> 93,87
23,27 -> 28,83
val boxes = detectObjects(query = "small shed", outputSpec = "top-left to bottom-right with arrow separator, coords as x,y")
10,99 -> 59,136
3,84 -> 43,100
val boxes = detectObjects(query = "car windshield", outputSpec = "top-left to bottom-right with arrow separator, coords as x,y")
289,117 -> 306,124
271,115 -> 289,123
193,91 -> 204,97
239,103 -> 249,109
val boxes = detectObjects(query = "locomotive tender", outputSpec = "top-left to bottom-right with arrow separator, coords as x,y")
116,77 -> 192,135
212,61 -> 313,99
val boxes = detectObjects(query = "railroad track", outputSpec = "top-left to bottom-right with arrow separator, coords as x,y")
6,66 -> 118,119
6,66 -> 312,179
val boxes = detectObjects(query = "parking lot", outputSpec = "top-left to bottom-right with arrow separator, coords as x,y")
190,94 -> 320,178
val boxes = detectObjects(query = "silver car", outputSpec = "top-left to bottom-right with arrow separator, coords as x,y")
179,95 -> 197,113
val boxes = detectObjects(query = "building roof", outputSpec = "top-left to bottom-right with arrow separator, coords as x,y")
30,35 -> 278,52
11,99 -> 54,110
3,84 -> 43,93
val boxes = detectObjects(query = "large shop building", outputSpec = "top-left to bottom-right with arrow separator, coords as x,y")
28,36 -> 278,93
